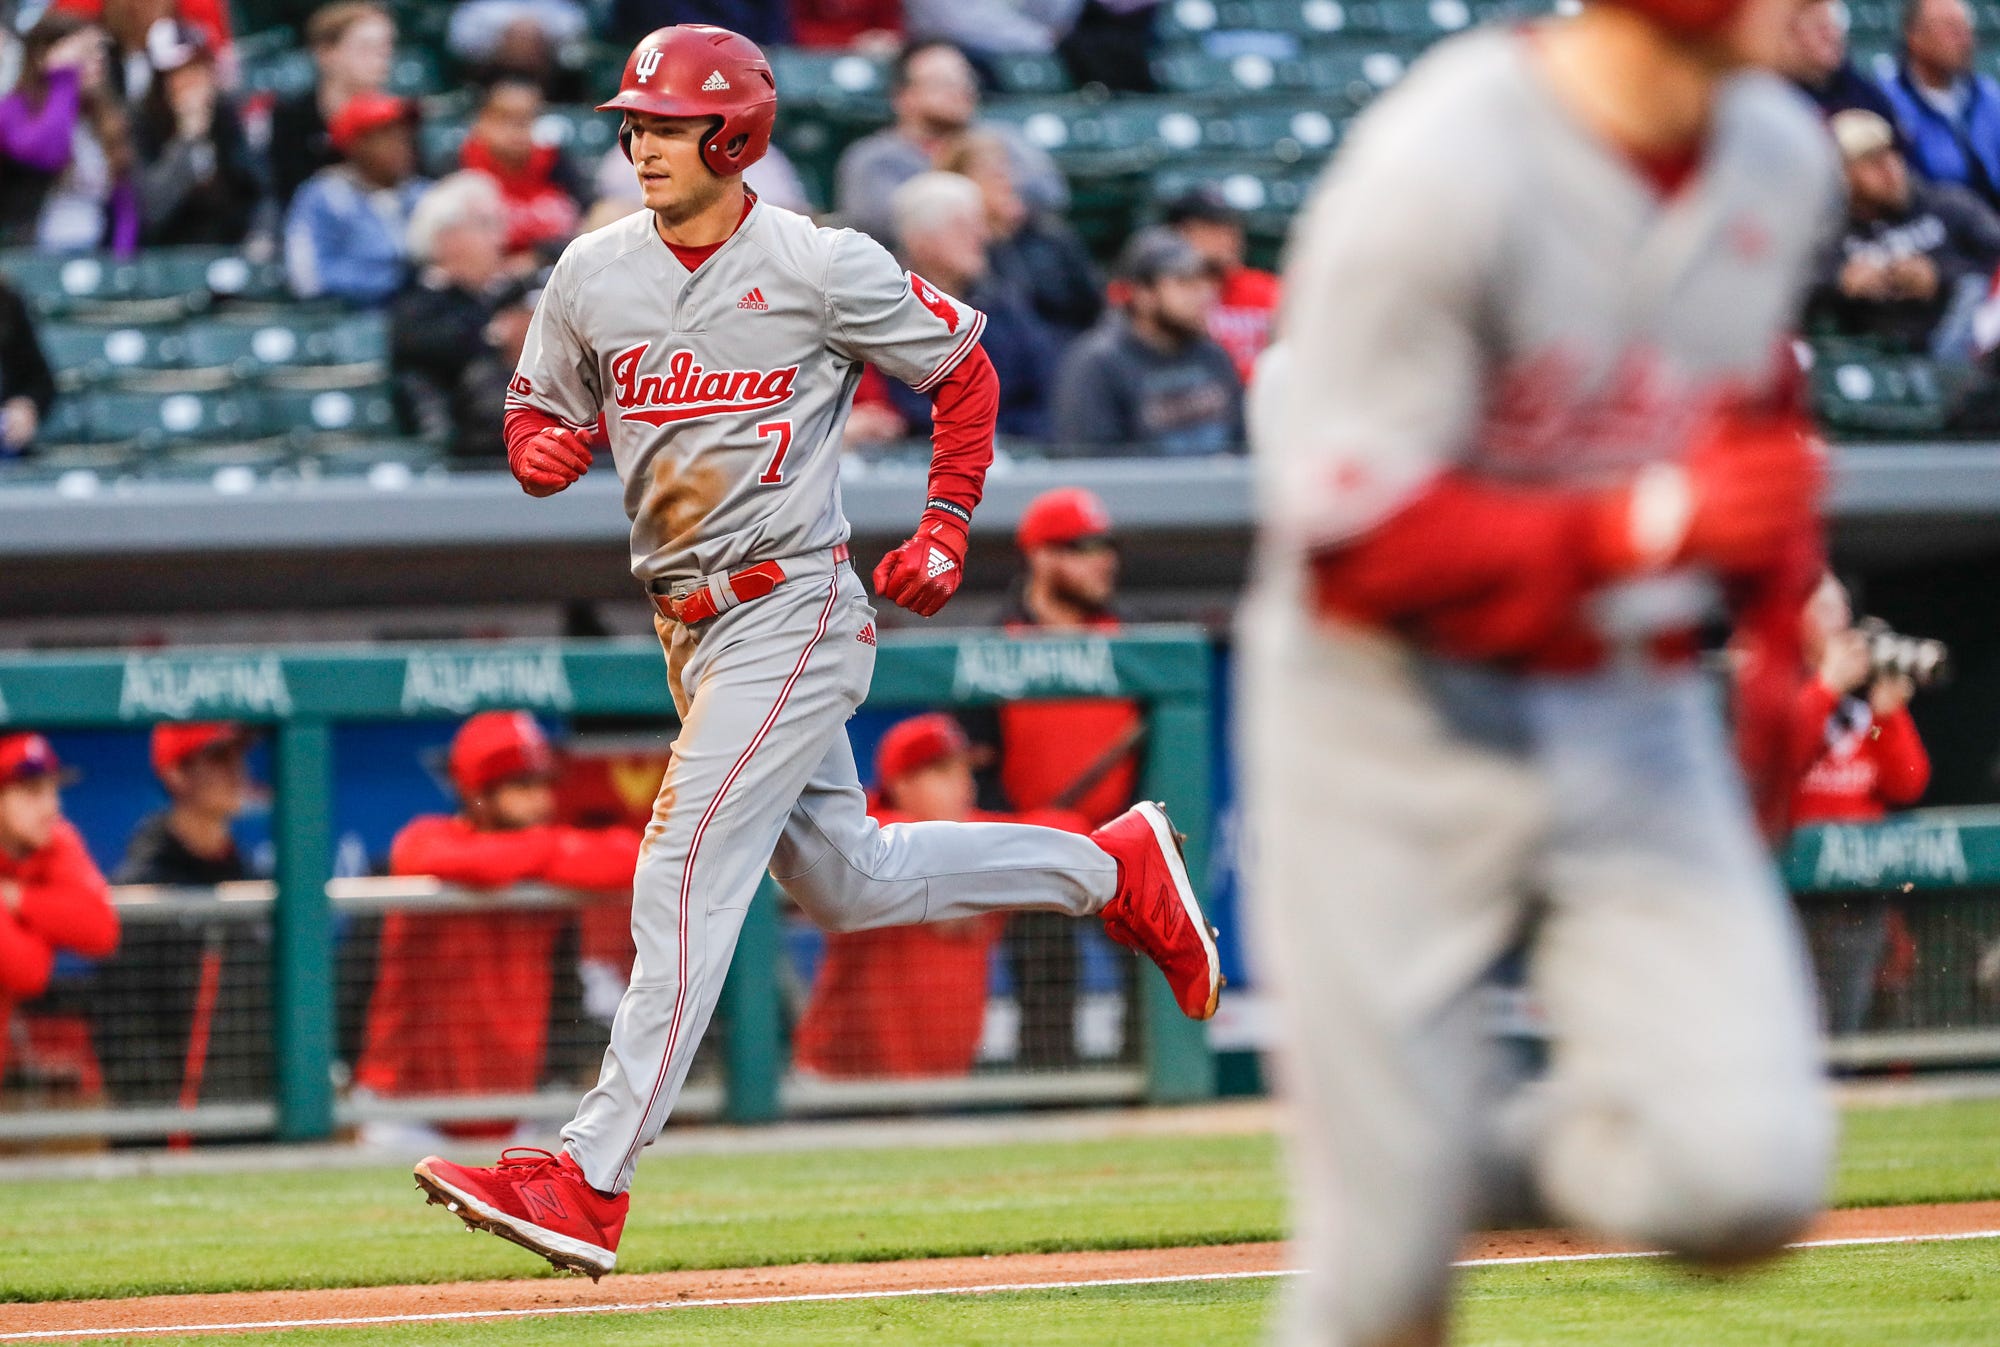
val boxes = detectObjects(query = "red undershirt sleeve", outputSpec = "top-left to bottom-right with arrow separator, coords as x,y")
919,346 -> 998,524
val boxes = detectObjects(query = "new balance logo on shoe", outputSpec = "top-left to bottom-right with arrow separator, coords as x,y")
926,548 -> 956,579
519,1182 -> 571,1225
857,622 -> 877,646
702,69 -> 731,91
737,288 -> 769,311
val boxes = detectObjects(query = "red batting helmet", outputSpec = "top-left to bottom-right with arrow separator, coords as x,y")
597,25 -> 777,176
1596,0 -> 1743,35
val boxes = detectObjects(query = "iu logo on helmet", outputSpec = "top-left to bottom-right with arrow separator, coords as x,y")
635,48 -> 663,82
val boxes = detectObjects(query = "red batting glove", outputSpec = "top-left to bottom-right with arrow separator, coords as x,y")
873,514 -> 968,618
510,426 -> 595,497
1586,409 -> 1824,579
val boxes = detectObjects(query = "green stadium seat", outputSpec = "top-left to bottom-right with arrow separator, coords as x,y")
0,252 -> 142,316
1152,49 -> 1321,94
82,388 -> 263,446
769,50 -> 891,112
296,435 -> 447,477
36,395 -> 93,447
1810,344 -> 1962,437
240,47 -> 317,100
533,105 -> 621,162
38,322 -> 189,388
132,248 -> 288,309
988,52 -> 1075,95
1306,44 -> 1411,100
183,313 -> 388,379
1230,105 -> 1344,163
260,383 -> 401,440
388,49 -> 444,96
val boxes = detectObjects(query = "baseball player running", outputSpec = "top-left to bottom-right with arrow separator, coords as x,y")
1242,0 -> 1838,1340
411,25 -> 1222,1279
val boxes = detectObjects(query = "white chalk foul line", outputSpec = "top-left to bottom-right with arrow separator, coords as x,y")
5,1228 -> 1998,1342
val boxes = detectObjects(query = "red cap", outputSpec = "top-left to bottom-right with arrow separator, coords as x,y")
448,711 -> 559,798
874,714 -> 973,785
1016,487 -> 1113,553
329,91 -> 414,153
0,733 -> 64,786
151,722 -> 251,780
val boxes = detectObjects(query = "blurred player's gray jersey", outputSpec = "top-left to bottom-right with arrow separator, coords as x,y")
1261,27 -> 1841,557
509,199 -> 987,584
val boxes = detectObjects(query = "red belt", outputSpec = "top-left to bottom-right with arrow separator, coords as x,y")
652,543 -> 849,626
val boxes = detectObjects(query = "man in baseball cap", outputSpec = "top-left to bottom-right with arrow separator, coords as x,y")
793,712 -> 1085,1079
1051,227 -> 1245,456
1161,186 -> 1282,384
0,733 -> 119,1086
355,712 -> 641,1144
284,88 -> 427,305
93,722 -> 263,1108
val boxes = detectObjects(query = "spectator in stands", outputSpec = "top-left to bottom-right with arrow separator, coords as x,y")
1161,186 -> 1279,385
94,724 -> 266,1106
1809,109 -> 2000,358
1058,0 -> 1159,93
449,0 -> 591,100
608,0 -> 788,46
944,129 -> 1102,344
0,15 -> 139,254
793,715 -> 1088,1078
851,172 -> 1059,441
1880,0 -> 2000,213
133,21 -> 263,247
1052,227 -> 1242,454
792,0 -> 903,51
460,75 -> 584,260
393,171 -> 539,461
0,733 -> 119,1087
94,0 -> 172,105
834,40 -> 1066,246
905,0 -> 1082,59
1782,0 -> 1904,129
1793,575 -> 1932,1035
0,278 -> 57,458
47,0 -> 232,55
978,488 -> 1143,1067
284,90 -> 428,307
267,1 -> 396,209
355,712 -> 640,1143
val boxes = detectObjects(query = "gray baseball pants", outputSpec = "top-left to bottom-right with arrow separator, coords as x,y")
1239,589 -> 1833,1347
562,551 -> 1119,1193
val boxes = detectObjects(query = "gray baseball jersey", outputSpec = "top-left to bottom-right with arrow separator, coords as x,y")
507,199 -> 989,584
1260,27 -> 1839,555
1242,28 -> 1840,1346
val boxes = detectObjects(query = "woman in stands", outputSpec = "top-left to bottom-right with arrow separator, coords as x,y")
134,20 -> 265,247
266,1 -> 396,209
0,14 -> 140,255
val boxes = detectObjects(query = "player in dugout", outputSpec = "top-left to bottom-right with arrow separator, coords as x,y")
355,712 -> 641,1142
0,733 -> 119,1085
792,713 -> 1090,1078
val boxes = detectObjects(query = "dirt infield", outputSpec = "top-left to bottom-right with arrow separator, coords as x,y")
5,1201 -> 1998,1341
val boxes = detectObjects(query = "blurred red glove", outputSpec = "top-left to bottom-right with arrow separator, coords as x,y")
510,425 -> 595,497
873,513 -> 968,618
1587,409 -> 1823,578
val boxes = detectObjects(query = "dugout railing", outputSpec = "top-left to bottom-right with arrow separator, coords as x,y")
0,631 -> 1216,1144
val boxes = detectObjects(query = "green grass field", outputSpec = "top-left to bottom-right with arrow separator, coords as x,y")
7,1097 -> 2000,1344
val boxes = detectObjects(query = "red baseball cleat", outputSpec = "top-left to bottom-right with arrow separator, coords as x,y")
414,1148 -> 627,1280
1093,801 -> 1224,1021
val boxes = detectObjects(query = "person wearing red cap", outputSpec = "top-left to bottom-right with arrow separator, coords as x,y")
356,712 -> 641,1139
90,722 -> 262,1106
792,714 -> 1087,1078
267,1 -> 396,208
282,84 -> 428,307
0,733 -> 119,1086
968,486 -> 1145,1068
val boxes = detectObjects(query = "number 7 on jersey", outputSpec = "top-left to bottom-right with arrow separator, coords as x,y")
756,420 -> 792,485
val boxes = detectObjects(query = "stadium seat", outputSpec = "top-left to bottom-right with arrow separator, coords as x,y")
136,248 -> 290,309
37,322 -> 189,388
1229,105 -> 1344,163
183,313 -> 389,380
259,383 -> 401,441
0,252 -> 142,317
1151,49 -> 1319,95
1810,343 -> 1963,437
768,50 -> 891,112
988,52 -> 1075,95
239,47 -> 317,100
79,388 -> 263,446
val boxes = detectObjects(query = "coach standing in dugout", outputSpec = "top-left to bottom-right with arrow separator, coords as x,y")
0,734 -> 119,1085
94,724 -> 267,1108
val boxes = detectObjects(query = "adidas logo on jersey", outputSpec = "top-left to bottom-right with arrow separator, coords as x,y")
737,288 -> 769,311
702,69 -> 731,91
857,622 -> 877,647
926,548 -> 956,580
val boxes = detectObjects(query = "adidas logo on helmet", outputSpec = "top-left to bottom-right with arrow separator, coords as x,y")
702,69 -> 731,91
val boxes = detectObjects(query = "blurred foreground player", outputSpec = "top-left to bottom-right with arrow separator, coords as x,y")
0,734 -> 119,1082
357,713 -> 641,1138
1242,0 -> 1839,1339
412,24 -> 1222,1280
